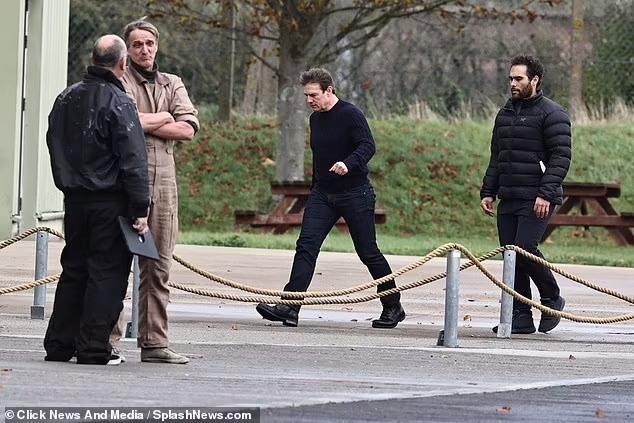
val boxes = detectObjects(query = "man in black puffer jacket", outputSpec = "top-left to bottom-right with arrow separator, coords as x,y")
480,55 -> 571,335
44,35 -> 149,365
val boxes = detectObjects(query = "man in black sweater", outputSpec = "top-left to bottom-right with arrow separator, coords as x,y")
481,55 -> 571,334
44,35 -> 149,365
256,68 -> 405,328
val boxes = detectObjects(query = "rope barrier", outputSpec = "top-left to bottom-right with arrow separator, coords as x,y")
1,227 -> 633,324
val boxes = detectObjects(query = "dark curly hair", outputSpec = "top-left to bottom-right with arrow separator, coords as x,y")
510,55 -> 544,88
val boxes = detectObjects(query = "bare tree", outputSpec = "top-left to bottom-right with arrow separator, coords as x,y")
148,0 -> 562,182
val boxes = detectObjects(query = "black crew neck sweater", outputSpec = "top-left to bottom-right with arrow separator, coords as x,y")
310,100 -> 375,193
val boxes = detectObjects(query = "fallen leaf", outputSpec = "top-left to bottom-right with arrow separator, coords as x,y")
262,157 -> 275,167
496,406 -> 512,415
569,354 -> 576,360
595,408 -> 606,418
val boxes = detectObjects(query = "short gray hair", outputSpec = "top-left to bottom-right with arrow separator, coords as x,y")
123,19 -> 160,46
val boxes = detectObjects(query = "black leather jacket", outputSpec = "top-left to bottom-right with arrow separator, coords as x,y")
480,91 -> 572,205
46,66 -> 149,218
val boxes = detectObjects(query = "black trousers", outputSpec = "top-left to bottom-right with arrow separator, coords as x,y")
284,184 -> 399,306
44,196 -> 132,364
497,206 -> 560,313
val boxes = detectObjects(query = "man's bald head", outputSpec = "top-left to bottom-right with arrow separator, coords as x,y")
92,34 -> 127,70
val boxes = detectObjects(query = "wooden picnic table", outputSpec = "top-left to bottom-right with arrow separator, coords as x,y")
542,182 -> 634,246
235,181 -> 386,234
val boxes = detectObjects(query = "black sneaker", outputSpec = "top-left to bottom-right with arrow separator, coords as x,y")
77,353 -> 122,365
372,303 -> 406,329
111,346 -> 126,363
256,303 -> 299,327
106,354 -> 123,366
538,296 -> 565,333
493,310 -> 536,334
44,352 -> 73,362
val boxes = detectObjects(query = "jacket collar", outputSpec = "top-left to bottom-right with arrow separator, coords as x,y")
126,61 -> 170,86
85,66 -> 125,91
503,90 -> 544,111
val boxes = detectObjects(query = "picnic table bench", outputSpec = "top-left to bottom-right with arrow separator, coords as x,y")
235,181 -> 386,234
542,182 -> 634,246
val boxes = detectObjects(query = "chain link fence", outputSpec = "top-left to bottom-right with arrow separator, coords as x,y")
67,0 -> 633,120
67,0 -> 249,107
582,0 -> 634,115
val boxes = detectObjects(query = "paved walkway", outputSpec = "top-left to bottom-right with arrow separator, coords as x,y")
1,241 -> 634,422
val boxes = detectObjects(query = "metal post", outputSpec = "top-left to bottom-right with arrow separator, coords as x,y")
126,256 -> 140,338
31,231 -> 48,319
443,249 -> 461,347
497,249 -> 516,338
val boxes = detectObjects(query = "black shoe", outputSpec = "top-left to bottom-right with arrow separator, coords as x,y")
492,310 -> 536,334
372,303 -> 406,329
76,353 -> 120,365
256,303 -> 299,327
538,296 -> 565,333
44,352 -> 73,362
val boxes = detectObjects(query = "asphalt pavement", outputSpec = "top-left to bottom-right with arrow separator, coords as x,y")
1,241 -> 633,422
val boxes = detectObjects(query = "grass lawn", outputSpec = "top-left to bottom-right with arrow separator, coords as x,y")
176,115 -> 634,268
179,229 -> 633,268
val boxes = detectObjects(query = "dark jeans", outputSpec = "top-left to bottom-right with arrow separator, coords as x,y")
284,183 -> 399,306
497,206 -> 560,313
44,197 -> 132,364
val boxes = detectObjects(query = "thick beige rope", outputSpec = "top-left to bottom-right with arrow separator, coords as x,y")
2,227 -> 633,323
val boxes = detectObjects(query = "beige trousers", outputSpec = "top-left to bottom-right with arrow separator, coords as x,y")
111,139 -> 178,348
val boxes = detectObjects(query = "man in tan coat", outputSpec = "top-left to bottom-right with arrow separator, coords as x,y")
115,20 -> 199,364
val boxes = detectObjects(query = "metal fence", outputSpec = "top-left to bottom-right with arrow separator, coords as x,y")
67,0 -> 633,119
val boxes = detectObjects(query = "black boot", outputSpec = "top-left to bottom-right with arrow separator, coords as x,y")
256,303 -> 300,327
538,296 -> 565,333
372,303 -> 406,329
492,309 -> 536,334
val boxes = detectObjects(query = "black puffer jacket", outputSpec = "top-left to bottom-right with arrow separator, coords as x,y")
46,66 -> 149,218
480,91 -> 572,205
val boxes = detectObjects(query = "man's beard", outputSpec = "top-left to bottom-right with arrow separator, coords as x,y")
511,84 -> 533,100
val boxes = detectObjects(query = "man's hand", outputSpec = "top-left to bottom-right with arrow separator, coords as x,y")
480,196 -> 495,217
139,112 -> 174,132
133,217 -> 149,235
329,161 -> 348,176
157,111 -> 175,125
534,197 -> 551,219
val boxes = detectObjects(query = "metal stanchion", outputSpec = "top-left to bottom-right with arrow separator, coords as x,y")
125,256 -> 140,339
442,249 -> 461,348
31,231 -> 49,319
497,249 -> 516,338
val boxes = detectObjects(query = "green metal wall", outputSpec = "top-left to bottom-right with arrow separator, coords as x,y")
0,0 -> 26,238
0,0 -> 69,238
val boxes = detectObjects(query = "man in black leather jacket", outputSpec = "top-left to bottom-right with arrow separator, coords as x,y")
480,55 -> 571,335
44,34 -> 149,365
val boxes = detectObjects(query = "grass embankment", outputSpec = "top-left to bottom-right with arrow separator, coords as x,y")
176,113 -> 634,267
